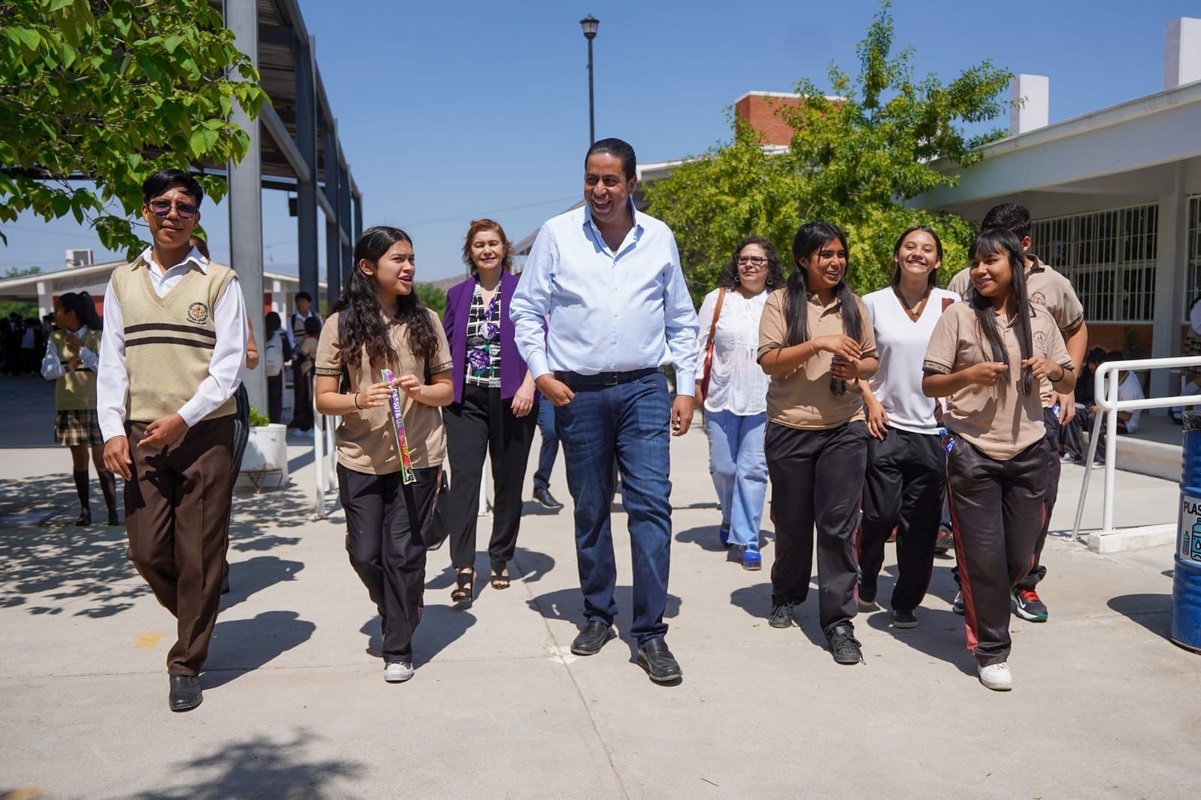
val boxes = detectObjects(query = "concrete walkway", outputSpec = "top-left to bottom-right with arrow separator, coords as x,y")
0,375 -> 1195,799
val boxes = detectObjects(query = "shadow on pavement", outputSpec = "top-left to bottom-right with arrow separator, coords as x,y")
1107,592 -> 1171,639
676,524 -> 725,553
126,728 -> 364,799
357,604 -> 480,668
862,606 -> 975,675
220,556 -> 305,613
204,610 -> 317,689
513,545 -> 555,584
526,585 -> 682,648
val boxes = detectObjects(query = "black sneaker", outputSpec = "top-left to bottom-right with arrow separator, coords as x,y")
826,624 -> 864,665
892,609 -> 918,629
768,602 -> 795,629
533,487 -> 564,510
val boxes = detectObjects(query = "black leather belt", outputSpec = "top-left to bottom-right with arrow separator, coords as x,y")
554,367 -> 660,387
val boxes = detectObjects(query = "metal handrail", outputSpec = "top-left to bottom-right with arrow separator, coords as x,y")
312,377 -> 339,519
1072,355 -> 1201,543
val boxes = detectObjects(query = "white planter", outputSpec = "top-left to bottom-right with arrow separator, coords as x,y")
236,423 -> 289,491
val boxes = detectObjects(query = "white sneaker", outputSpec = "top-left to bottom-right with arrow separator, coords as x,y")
977,661 -> 1013,691
384,662 -> 414,683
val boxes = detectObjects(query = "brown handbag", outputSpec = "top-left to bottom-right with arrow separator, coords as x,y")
699,287 -> 727,399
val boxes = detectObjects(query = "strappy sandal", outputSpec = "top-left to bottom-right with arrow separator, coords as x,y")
451,568 -> 474,607
490,563 -> 511,590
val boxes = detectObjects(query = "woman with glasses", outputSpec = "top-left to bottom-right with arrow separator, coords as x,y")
695,236 -> 783,569
857,226 -> 959,630
430,219 -> 538,606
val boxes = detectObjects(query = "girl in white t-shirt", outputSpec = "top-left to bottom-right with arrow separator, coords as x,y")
695,236 -> 784,570
859,226 -> 959,629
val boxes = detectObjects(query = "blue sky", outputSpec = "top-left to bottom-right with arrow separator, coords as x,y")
3,0 -> 1199,285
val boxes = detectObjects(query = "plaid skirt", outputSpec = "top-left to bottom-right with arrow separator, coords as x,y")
55,408 -> 103,447
1185,332 -> 1201,379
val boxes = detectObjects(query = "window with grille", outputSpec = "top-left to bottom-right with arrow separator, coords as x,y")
1186,195 -> 1201,320
1031,203 -> 1158,323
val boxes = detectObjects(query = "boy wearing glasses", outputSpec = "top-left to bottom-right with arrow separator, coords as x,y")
98,169 -> 248,712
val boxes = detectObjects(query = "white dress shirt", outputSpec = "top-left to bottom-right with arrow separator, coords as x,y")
97,247 -> 247,441
40,325 -> 99,380
510,203 -> 700,394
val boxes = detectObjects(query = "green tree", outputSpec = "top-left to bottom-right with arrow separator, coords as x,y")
644,1 -> 1012,302
0,265 -> 41,318
0,0 -> 265,253
417,283 -> 447,317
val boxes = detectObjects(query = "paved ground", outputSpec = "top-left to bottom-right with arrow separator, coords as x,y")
0,375 -> 1196,799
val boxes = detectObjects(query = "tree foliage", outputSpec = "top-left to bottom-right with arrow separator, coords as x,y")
644,1 -> 1013,303
0,0 -> 265,253
417,283 -> 447,318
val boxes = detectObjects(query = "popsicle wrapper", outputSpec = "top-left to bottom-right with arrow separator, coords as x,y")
381,368 -> 416,484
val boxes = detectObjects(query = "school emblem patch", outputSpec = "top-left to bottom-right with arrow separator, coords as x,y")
1030,291 -> 1047,307
1033,329 -> 1049,355
187,302 -> 210,324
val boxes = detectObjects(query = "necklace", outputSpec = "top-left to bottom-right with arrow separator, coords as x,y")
893,284 -> 931,321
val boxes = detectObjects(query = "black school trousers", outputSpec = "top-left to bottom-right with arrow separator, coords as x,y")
766,420 -> 868,634
859,427 -> 946,613
946,437 -> 1048,666
339,463 -> 441,663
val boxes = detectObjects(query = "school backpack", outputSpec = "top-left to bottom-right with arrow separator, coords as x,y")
264,331 -> 284,377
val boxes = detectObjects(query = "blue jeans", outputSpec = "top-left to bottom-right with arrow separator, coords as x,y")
704,409 -> 768,549
555,372 -> 672,645
533,394 -> 558,491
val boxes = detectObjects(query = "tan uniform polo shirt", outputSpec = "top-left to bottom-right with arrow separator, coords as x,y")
315,310 -> 453,474
947,255 -> 1084,407
757,288 -> 878,430
923,302 -> 1072,460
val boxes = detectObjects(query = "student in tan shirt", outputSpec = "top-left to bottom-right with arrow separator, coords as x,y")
758,221 -> 879,665
314,226 -> 453,685
923,229 -> 1074,692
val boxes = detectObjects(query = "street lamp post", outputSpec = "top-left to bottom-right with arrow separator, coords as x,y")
580,15 -> 599,144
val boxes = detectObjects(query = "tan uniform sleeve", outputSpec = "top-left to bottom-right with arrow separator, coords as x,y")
315,311 -> 342,377
428,309 -> 453,376
1045,272 -> 1085,336
855,296 -> 878,360
757,290 -> 788,361
1039,309 -> 1074,370
923,306 -> 961,375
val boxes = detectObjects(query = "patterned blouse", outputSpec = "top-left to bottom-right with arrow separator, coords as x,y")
465,282 -> 502,388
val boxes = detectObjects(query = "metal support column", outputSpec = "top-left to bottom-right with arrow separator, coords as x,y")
323,118 -> 342,305
295,35 -> 319,307
225,0 -> 266,414
338,160 -> 352,283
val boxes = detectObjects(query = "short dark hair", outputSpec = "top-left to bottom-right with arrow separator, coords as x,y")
296,292 -> 313,303
304,316 -> 322,335
981,202 -> 1031,241
141,169 -> 204,206
717,235 -> 784,291
586,138 -> 637,180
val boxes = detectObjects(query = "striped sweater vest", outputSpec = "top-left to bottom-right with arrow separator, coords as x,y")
110,257 -> 238,423
51,328 -> 103,411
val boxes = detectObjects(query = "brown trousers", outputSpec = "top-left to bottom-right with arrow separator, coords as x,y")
125,416 -> 235,676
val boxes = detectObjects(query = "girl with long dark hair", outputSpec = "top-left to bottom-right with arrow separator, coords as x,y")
757,221 -> 878,665
858,226 -> 959,629
696,235 -> 784,570
41,291 -> 119,525
314,226 -> 453,683
922,228 -> 1074,691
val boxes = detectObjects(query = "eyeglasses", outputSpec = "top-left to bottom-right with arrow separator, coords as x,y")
147,199 -> 200,221
737,255 -> 768,267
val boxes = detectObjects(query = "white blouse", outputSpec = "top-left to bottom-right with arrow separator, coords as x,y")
696,287 -> 770,416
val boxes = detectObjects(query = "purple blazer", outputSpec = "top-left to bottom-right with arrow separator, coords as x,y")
443,270 -> 534,405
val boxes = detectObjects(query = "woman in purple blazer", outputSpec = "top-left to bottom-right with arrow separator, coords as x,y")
434,219 -> 538,607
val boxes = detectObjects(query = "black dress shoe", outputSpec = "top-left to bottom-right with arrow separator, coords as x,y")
169,675 -> 203,712
637,637 -> 682,683
533,487 -> 564,510
570,619 -> 614,656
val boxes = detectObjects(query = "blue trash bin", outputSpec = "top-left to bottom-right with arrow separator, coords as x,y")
1172,412 -> 1201,651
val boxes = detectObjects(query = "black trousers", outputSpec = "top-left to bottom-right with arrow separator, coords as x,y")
438,384 -> 537,572
1016,409 -> 1059,592
291,365 -> 313,430
339,463 -> 441,662
766,421 -> 868,633
125,416 -> 235,676
266,373 -> 284,424
859,427 -> 946,613
947,437 -> 1048,666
